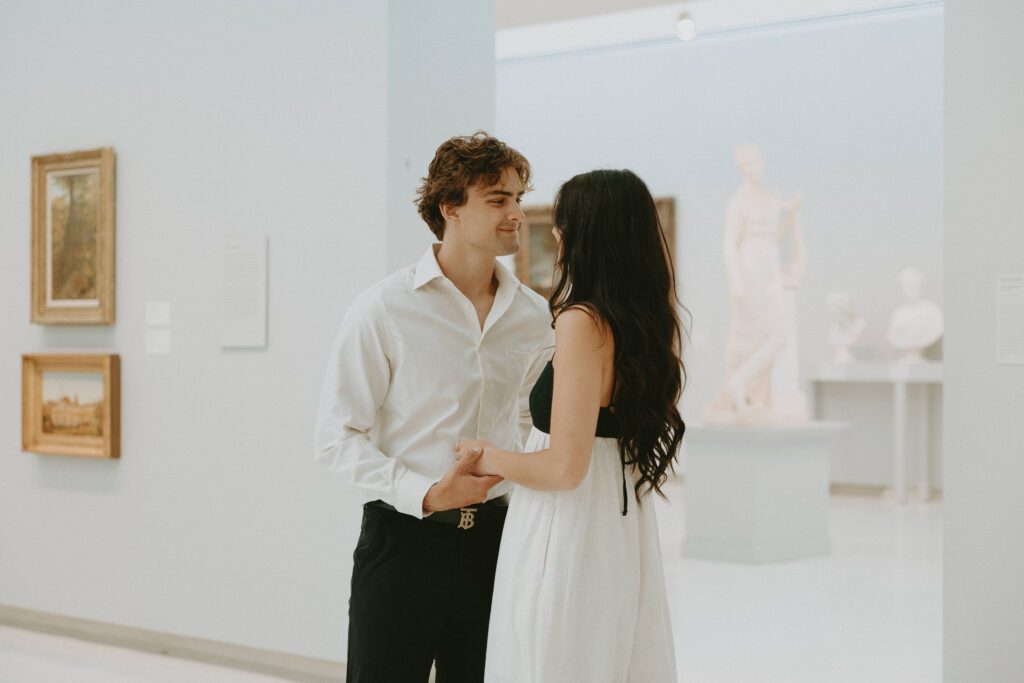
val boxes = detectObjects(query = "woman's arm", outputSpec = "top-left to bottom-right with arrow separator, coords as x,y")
461,308 -> 610,491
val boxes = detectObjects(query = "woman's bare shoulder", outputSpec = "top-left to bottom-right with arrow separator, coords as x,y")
555,306 -> 612,353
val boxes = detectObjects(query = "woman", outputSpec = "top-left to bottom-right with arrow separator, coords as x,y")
455,169 -> 685,682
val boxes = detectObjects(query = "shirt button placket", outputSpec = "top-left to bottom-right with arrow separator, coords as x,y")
475,340 -> 486,437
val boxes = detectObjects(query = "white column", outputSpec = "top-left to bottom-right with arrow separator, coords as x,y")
385,0 -> 496,271
945,1 -> 1024,679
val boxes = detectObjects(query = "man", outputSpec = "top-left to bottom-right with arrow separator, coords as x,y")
314,132 -> 552,682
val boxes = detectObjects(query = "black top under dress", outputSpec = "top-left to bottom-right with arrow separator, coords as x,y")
528,360 -> 631,515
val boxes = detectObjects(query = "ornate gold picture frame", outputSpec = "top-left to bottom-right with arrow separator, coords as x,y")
31,148 -> 116,324
22,354 -> 120,459
515,197 -> 677,298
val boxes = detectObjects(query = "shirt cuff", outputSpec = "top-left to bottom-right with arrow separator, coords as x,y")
394,469 -> 439,519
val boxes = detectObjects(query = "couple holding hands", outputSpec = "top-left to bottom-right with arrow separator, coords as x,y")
315,132 -> 684,682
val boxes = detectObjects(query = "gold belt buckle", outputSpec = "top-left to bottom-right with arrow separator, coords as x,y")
457,507 -> 478,530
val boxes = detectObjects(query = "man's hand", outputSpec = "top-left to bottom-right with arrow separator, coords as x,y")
422,448 -> 503,514
453,439 -> 497,474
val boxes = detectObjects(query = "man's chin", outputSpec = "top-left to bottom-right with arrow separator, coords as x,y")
497,239 -> 520,257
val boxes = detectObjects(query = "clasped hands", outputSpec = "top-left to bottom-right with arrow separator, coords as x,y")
453,438 -> 499,474
421,438 -> 500,514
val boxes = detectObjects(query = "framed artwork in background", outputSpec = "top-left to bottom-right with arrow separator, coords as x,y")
515,197 -> 677,298
31,148 -> 116,324
22,354 -> 120,459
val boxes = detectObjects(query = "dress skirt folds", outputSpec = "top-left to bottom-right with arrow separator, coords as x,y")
484,427 -> 677,683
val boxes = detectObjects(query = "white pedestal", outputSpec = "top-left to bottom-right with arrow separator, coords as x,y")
812,361 -> 942,502
681,422 -> 845,563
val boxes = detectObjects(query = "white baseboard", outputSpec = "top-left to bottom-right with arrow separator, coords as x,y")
829,482 -> 944,501
830,482 -> 888,497
0,604 -> 345,682
675,473 -> 942,502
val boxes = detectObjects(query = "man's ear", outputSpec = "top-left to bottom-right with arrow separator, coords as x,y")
439,203 -> 459,223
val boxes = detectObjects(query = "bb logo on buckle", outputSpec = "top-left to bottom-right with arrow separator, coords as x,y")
458,507 -> 478,530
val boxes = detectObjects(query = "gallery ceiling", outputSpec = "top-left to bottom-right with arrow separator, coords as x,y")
495,0 -> 943,61
496,0 -> 671,29
495,0 -> 942,29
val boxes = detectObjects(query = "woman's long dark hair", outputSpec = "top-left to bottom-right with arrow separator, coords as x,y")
550,169 -> 686,502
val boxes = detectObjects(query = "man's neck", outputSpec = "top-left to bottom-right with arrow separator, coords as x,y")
435,242 -> 498,300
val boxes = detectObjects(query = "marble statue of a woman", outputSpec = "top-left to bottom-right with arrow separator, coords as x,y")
827,292 -> 866,363
887,268 -> 943,362
705,145 -> 809,426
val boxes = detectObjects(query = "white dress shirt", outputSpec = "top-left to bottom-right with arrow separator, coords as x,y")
315,244 -> 553,518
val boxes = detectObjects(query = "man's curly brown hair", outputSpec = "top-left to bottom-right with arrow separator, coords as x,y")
415,131 -> 533,240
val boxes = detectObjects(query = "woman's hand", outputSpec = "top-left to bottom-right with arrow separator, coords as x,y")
454,438 -> 498,476
423,445 -> 503,513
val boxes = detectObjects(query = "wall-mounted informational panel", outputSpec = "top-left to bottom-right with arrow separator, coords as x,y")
221,235 -> 268,349
997,274 -> 1024,365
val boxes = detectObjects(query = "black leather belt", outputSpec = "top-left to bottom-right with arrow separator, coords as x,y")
366,497 -> 508,529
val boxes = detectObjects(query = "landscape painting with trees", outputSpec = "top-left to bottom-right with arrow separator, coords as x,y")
31,148 -> 115,324
48,169 -> 100,302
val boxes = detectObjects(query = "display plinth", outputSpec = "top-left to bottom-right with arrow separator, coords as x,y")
681,422 -> 846,563
812,361 -> 943,502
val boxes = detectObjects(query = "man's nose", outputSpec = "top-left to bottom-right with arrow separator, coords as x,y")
510,203 -> 526,223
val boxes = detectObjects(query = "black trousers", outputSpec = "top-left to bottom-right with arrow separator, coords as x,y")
346,502 -> 507,683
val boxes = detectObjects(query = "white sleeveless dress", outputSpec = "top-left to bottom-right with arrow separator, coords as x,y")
484,426 -> 678,682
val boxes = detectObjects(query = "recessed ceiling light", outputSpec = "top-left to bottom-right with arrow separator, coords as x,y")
677,11 -> 698,41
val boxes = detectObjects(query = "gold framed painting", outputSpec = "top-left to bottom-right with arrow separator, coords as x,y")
515,196 -> 677,298
22,354 -> 120,459
31,148 -> 116,324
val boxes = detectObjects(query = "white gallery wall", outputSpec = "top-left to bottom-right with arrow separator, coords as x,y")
944,0 -> 1024,679
386,2 -> 497,270
0,0 -> 493,664
496,8 -> 944,490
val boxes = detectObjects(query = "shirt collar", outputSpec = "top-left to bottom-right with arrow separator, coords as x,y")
412,244 -> 446,290
493,255 -> 522,293
412,244 -> 523,294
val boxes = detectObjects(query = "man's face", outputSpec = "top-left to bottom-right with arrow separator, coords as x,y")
444,168 -> 526,257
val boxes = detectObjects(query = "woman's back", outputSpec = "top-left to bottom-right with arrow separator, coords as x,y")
484,169 -> 682,682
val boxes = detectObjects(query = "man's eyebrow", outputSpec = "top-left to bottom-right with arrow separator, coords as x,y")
485,190 -> 525,197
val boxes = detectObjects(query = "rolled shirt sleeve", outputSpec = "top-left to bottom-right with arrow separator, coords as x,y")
314,291 -> 437,518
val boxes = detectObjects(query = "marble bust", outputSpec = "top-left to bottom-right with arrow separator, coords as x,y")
827,292 -> 865,363
886,268 -> 943,363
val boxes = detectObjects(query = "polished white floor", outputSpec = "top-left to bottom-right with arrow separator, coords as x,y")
657,481 -> 942,683
0,625 -> 288,682
0,484 -> 941,682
